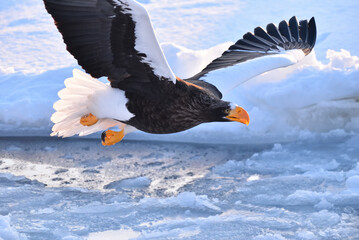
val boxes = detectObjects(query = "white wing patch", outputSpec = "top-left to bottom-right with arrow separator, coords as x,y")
115,0 -> 177,83
200,49 -> 306,96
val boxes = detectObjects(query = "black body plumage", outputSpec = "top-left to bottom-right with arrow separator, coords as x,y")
124,80 -> 230,134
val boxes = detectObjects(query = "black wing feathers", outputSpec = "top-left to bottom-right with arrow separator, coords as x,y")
299,20 -> 308,43
267,23 -> 285,44
186,80 -> 223,99
253,27 -> 280,46
45,0 -> 121,79
279,20 -> 292,43
186,16 -> 316,84
44,0 -> 158,88
307,18 -> 317,49
289,17 -> 299,42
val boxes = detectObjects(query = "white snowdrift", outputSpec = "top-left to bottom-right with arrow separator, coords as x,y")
0,0 -> 358,143
0,46 -> 358,143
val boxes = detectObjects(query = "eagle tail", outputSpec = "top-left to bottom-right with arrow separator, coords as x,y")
50,69 -> 120,138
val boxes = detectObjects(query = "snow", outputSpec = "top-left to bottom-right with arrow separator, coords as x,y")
0,215 -> 23,240
87,229 -> 140,240
0,7 -> 358,142
346,176 -> 359,192
140,192 -> 222,212
1,136 -> 358,239
309,210 -> 341,228
104,176 -> 151,190
1,0 -> 359,239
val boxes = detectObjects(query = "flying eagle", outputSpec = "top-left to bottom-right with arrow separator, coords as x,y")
44,0 -> 316,146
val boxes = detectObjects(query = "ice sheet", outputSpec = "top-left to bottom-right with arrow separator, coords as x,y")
0,136 -> 358,239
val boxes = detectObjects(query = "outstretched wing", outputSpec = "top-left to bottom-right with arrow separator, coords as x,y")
43,0 -> 176,90
186,17 -> 316,97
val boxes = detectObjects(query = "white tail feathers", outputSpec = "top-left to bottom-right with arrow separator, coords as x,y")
51,69 -> 121,138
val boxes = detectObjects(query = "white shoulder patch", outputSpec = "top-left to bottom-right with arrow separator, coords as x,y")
115,0 -> 177,83
201,49 -> 306,96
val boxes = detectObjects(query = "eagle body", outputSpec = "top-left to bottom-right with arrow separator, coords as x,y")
44,0 -> 316,145
124,80 -> 229,134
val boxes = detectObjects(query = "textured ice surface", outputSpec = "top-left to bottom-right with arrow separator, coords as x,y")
0,215 -> 23,240
0,136 -> 358,239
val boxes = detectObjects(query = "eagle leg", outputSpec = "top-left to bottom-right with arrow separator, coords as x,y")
101,129 -> 125,146
80,113 -> 98,126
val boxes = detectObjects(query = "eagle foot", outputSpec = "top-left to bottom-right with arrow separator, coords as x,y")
80,113 -> 98,126
101,129 -> 125,146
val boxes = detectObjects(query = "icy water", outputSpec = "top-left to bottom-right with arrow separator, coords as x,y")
0,136 -> 358,240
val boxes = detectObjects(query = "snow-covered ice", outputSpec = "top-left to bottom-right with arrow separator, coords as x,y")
0,0 -> 358,239
0,137 -> 358,239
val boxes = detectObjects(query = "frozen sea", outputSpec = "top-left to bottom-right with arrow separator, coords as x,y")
1,135 -> 359,240
0,0 -> 359,239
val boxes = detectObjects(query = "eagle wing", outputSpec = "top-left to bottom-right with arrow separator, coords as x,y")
44,0 -> 176,91
185,17 -> 316,97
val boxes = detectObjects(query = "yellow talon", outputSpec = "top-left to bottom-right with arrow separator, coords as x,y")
80,113 -> 98,126
101,129 -> 125,146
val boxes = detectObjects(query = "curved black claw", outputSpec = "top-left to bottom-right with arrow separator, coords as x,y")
101,131 -> 106,143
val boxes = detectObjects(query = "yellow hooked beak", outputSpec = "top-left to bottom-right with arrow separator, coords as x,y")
226,106 -> 250,125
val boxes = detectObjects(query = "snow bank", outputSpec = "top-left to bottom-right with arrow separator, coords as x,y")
0,68 -> 73,134
1,47 -> 358,143
0,0 -> 358,143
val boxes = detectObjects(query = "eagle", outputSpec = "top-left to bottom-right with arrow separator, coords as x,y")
44,0 -> 316,146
